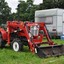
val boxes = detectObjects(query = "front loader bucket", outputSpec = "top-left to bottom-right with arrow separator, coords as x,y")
36,45 -> 64,58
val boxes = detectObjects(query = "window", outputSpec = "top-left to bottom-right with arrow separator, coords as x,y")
39,16 -> 53,24
45,17 -> 53,24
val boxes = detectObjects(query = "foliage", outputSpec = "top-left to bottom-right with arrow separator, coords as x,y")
16,0 -> 39,21
0,0 -> 11,24
39,0 -> 64,10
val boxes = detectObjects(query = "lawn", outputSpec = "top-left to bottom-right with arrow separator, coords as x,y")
0,39 -> 64,64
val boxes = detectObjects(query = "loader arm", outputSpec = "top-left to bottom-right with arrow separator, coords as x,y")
38,22 -> 54,45
42,26 -> 54,45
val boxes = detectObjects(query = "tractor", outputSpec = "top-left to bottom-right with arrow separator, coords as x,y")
0,21 -> 64,58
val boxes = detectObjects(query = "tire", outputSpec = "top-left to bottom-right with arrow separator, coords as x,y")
11,38 -> 23,52
0,34 -> 6,48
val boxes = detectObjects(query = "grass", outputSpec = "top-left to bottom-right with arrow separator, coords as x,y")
0,39 -> 64,64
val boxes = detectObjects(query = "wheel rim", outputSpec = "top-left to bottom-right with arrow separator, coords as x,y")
13,42 -> 19,51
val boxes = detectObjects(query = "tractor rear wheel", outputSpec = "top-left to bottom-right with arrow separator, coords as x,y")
0,34 -> 6,48
11,38 -> 23,52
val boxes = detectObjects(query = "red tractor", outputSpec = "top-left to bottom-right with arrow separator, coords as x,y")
0,21 -> 64,58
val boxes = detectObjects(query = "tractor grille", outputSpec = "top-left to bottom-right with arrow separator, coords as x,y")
30,25 -> 39,36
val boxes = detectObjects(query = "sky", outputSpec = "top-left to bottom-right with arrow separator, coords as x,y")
5,0 -> 43,13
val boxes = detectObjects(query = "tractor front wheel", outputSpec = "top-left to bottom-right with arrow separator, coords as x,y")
11,38 -> 23,52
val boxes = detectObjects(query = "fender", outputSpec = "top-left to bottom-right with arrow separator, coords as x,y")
0,27 -> 7,40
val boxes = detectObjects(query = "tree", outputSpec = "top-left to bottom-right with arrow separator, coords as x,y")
16,0 -> 39,21
0,0 -> 11,24
27,0 -> 33,6
16,1 -> 28,21
39,0 -> 64,10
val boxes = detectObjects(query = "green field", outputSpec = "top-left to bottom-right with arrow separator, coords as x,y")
0,39 -> 64,64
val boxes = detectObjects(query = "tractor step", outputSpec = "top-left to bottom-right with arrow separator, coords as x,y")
36,45 -> 64,58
